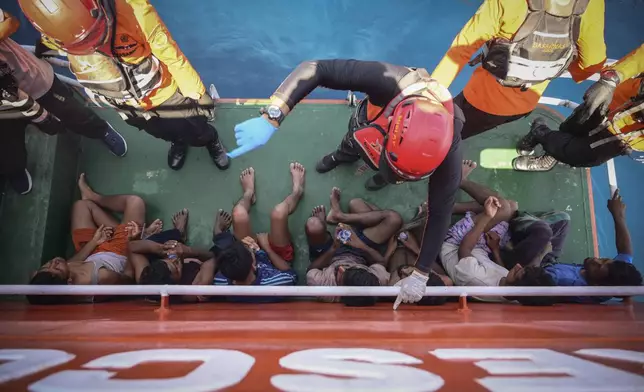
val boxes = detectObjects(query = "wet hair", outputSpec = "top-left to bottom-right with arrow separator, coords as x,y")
605,261 -> 642,286
139,260 -> 174,286
417,273 -> 448,306
27,271 -> 68,305
505,266 -> 556,306
340,268 -> 380,307
218,241 -> 254,282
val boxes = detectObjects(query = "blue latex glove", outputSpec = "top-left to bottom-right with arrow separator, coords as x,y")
393,270 -> 429,310
227,116 -> 278,158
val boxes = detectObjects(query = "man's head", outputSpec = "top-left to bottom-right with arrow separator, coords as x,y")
27,257 -> 69,305
19,0 -> 113,55
338,266 -> 380,307
140,257 -> 183,286
503,264 -> 556,306
583,257 -> 642,286
218,241 -> 256,284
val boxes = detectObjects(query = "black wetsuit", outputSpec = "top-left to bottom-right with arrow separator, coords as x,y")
272,59 -> 465,272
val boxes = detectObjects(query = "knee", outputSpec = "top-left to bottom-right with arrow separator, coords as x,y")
305,216 -> 326,236
232,204 -> 250,223
126,195 -> 145,209
348,198 -> 365,213
270,202 -> 289,222
72,199 -> 96,212
384,210 -> 403,230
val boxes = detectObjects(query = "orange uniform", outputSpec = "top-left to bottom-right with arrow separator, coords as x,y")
432,0 -> 607,116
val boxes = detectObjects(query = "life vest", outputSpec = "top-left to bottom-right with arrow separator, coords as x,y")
590,80 -> 644,152
351,68 -> 454,174
64,0 -> 166,110
471,0 -> 590,89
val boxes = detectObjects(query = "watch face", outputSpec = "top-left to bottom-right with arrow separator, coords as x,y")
267,105 -> 282,119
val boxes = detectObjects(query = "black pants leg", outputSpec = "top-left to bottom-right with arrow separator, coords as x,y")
0,120 -> 29,177
334,127 -> 363,163
453,92 -> 530,140
126,91 -> 217,147
537,122 -> 628,167
37,76 -> 106,139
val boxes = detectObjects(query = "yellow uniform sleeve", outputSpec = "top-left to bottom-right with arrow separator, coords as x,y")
126,0 -> 205,100
0,9 -> 20,40
610,44 -> 644,82
430,0 -> 503,88
567,0 -> 606,82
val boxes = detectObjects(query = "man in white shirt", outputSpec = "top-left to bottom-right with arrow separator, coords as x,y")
0,8 -> 126,194
440,160 -> 555,305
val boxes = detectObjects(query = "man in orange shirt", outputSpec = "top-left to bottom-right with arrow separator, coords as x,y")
514,44 -> 644,170
19,0 -> 229,171
432,0 -> 607,140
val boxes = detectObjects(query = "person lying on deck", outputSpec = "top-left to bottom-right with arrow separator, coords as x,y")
438,160 -> 555,306
305,188 -> 406,306
509,189 -> 642,303
131,208 -> 231,303
27,174 -> 156,304
212,164 -> 304,302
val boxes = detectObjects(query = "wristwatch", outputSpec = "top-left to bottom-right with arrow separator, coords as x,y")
260,105 -> 285,125
599,70 -> 620,87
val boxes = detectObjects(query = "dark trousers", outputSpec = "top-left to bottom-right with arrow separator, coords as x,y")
537,112 -> 629,167
503,211 -> 571,267
123,91 -> 218,147
453,92 -> 530,140
1,77 -> 108,177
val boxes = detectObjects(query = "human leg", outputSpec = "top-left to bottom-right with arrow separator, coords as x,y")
537,212 -> 571,264
1,120 -> 32,194
268,162 -> 306,248
305,206 -> 333,261
316,127 -> 362,173
77,173 -> 146,225
70,200 -> 119,231
38,77 -> 127,156
231,167 -> 256,240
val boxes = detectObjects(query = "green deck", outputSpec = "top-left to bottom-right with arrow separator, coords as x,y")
0,102 -> 594,285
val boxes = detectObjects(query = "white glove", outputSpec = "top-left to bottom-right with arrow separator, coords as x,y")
393,270 -> 429,310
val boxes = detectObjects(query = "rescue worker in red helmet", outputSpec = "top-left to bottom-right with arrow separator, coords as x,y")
18,0 -> 230,171
229,59 -> 465,307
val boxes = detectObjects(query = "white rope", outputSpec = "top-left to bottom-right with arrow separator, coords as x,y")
4,285 -> 644,297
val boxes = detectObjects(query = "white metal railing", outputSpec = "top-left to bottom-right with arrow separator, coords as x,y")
3,285 -> 643,297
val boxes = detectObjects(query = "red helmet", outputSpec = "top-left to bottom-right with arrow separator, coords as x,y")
354,93 -> 454,183
19,0 -> 112,55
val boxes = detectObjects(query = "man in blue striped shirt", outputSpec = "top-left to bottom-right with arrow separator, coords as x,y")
212,164 -> 304,302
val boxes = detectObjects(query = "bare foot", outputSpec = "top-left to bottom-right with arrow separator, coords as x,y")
290,162 -> 306,198
326,187 -> 342,224
240,167 -> 256,205
213,209 -> 232,236
78,173 -> 99,201
310,205 -> 327,223
461,160 -> 478,181
143,219 -> 163,239
172,208 -> 189,242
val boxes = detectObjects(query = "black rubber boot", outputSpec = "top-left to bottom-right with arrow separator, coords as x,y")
516,117 -> 549,156
512,154 -> 558,172
315,152 -> 345,173
206,138 -> 230,170
364,173 -> 389,191
167,143 -> 188,171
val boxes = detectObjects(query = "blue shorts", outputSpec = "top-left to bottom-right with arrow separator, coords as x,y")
308,227 -> 387,261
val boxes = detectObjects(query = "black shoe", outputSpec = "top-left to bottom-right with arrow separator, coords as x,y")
206,138 -> 230,170
365,174 -> 389,191
516,117 -> 548,156
8,169 -> 33,195
168,143 -> 188,171
315,152 -> 344,173
512,154 -> 558,172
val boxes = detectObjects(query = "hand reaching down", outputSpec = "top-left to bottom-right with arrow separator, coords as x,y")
607,188 -> 626,219
92,225 -> 113,245
484,196 -> 501,218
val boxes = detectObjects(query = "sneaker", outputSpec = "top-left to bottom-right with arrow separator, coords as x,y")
315,153 -> 343,173
206,138 -> 230,170
8,169 -> 33,195
102,123 -> 128,157
167,143 -> 188,171
516,117 -> 548,156
364,173 -> 389,191
512,154 -> 558,172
